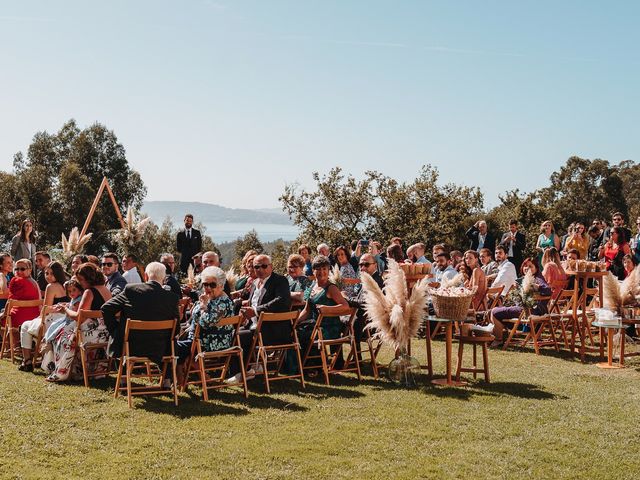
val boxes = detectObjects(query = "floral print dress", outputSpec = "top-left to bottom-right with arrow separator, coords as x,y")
191,295 -> 235,352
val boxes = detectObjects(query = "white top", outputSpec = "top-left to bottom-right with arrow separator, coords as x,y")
434,265 -> 457,284
492,260 -> 517,294
123,267 -> 142,284
249,275 -> 271,326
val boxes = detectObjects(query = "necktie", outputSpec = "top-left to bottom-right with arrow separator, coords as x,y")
186,230 -> 190,240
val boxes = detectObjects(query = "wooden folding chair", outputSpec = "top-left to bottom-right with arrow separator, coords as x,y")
1,299 -> 43,363
247,311 -> 305,393
301,306 -> 362,385
502,295 -> 558,354
114,319 -> 179,408
31,305 -> 57,367
181,315 -> 248,400
548,287 -> 576,348
75,310 -> 113,387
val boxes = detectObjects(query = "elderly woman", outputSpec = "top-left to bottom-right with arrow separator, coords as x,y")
286,254 -> 311,307
18,261 -> 69,371
10,219 -> 37,265
6,259 -> 41,359
175,266 -> 234,383
296,255 -> 349,367
489,258 -> 552,347
45,263 -> 112,382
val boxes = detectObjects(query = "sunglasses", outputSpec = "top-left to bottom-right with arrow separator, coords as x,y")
359,262 -> 373,267
202,282 -> 218,288
14,267 -> 28,272
101,262 -> 114,267
253,264 -> 270,270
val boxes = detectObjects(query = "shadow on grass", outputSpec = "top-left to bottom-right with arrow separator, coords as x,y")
420,381 -> 565,401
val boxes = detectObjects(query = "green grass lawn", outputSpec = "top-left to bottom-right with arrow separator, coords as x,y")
1,339 -> 639,480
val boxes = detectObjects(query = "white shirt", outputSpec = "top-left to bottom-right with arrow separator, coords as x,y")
492,259 -> 517,294
123,267 -> 142,284
434,265 -> 457,284
249,275 -> 271,327
185,228 -> 192,240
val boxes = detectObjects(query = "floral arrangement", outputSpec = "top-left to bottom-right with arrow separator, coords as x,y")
603,267 -> 640,316
504,270 -> 537,312
61,227 -> 92,261
329,264 -> 343,290
112,207 -> 151,254
362,259 -> 429,351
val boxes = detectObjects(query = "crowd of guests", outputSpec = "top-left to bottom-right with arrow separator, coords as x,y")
1,211 -> 639,388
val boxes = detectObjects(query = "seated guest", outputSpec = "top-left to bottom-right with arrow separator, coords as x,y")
431,243 -> 448,262
102,261 -> 179,364
46,263 -> 111,382
18,261 -> 69,371
433,252 -> 457,284
101,253 -> 127,296
406,243 -> 430,265
233,250 -> 258,292
500,219 -> 526,273
467,220 -> 496,253
6,259 -> 40,364
238,254 -> 292,376
491,245 -> 517,294
87,255 -> 101,267
386,243 -> 404,264
191,253 -> 204,275
70,255 -> 88,276
541,247 -> 567,297
298,244 -> 313,276
623,254 -> 636,279
297,255 -> 349,365
334,245 -> 358,297
348,253 -> 384,349
175,266 -> 233,384
286,254 -> 311,307
449,250 -> 463,269
160,253 -> 182,297
0,253 -> 14,312
316,243 -> 333,265
479,248 -> 499,281
122,254 -> 143,284
201,251 -> 230,296
34,251 -> 52,293
461,250 -> 487,310
390,237 -> 405,260
233,253 -> 258,309
489,257 -> 552,347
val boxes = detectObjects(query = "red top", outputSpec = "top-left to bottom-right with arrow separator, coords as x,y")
8,276 -> 41,327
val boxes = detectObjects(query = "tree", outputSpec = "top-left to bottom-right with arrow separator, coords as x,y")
2,119 -> 147,251
280,166 -> 484,250
617,160 -> 640,222
233,230 -> 264,269
537,156 -> 627,230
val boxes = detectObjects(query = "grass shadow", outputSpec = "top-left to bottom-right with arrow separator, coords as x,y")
137,394 -> 250,417
421,380 -> 565,401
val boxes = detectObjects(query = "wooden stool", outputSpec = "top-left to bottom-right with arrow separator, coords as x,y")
455,331 -> 493,383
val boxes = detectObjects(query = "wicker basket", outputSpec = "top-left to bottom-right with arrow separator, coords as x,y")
431,292 -> 474,321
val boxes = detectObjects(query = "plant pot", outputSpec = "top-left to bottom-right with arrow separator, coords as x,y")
387,348 -> 421,387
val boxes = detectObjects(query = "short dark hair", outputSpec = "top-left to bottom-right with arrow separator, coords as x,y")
509,219 -> 518,226
35,251 -> 51,260
495,245 -> 507,255
125,253 -> 139,263
479,248 -> 493,257
612,212 -> 624,220
436,252 -> 451,261
311,255 -> 331,270
184,214 -> 194,220
588,225 -> 600,235
567,248 -> 581,259
76,263 -> 106,287
102,252 -> 120,264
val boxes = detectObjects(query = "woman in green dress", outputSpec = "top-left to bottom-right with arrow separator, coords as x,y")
535,220 -> 561,264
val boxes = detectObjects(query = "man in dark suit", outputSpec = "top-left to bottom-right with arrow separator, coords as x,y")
499,219 -> 526,273
102,252 -> 128,296
348,253 -> 384,351
176,214 -> 202,275
236,254 -> 292,378
102,261 -> 179,363
466,220 -> 496,254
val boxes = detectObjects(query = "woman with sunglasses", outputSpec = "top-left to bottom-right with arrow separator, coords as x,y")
0,253 -> 14,311
535,221 -> 561,264
600,226 -> 631,281
18,261 -> 69,372
6,259 -> 41,352
296,255 -> 349,367
175,266 -> 233,384
563,222 -> 588,261
286,254 -> 311,307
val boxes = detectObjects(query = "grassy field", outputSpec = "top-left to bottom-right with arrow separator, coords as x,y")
1,339 -> 639,480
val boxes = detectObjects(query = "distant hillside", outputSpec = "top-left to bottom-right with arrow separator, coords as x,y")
142,201 -> 292,225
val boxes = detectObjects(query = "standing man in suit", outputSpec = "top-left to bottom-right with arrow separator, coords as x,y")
466,220 -> 496,254
235,254 -> 292,380
500,219 -> 526,273
102,261 -> 179,363
176,214 -> 202,275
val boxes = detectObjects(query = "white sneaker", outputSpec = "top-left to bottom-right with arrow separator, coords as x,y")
245,368 -> 256,380
224,373 -> 243,384
251,363 -> 264,375
471,324 -> 495,334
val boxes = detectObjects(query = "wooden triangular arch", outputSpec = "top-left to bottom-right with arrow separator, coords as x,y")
80,177 -> 126,237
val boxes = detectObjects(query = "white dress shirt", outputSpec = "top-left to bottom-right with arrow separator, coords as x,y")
492,260 -> 517,294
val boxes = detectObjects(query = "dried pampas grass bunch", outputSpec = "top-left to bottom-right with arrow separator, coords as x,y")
603,266 -> 640,316
362,259 -> 429,351
329,264 -> 343,289
61,227 -> 92,258
226,267 -> 239,292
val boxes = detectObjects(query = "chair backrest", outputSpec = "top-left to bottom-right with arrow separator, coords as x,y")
192,315 -> 243,353
178,298 -> 191,320
314,306 -> 357,332
258,311 -> 299,324
484,285 -> 504,310
342,278 -> 361,286
5,299 -> 44,326
124,319 -> 176,338
77,309 -> 103,326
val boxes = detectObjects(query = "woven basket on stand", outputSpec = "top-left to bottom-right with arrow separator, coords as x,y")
431,292 -> 474,321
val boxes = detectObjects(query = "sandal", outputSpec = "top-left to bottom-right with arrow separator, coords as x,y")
18,361 -> 33,372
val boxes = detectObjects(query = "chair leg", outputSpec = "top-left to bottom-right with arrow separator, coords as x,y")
455,340 -> 464,382
472,343 -> 477,379
351,339 -> 362,381
503,320 -> 520,350
126,360 -> 133,409
425,320 -> 433,378
320,342 -> 330,386
367,337 -> 379,380
171,358 -> 179,407
238,351 -> 249,398
199,355 -> 209,401
114,357 -> 124,398
294,345 -> 306,389
260,349 -> 271,394
482,342 -> 490,383
80,347 -> 90,388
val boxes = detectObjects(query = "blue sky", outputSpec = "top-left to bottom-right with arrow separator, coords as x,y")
1,1 -> 638,210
